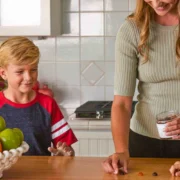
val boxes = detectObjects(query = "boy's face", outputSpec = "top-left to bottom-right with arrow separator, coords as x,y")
1,63 -> 38,94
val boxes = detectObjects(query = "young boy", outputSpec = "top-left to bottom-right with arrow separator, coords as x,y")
0,36 -> 77,156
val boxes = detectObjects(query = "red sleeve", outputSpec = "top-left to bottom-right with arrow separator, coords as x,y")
50,99 -> 77,147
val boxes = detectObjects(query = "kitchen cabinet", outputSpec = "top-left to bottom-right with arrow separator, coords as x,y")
0,0 -> 61,36
68,114 -> 114,157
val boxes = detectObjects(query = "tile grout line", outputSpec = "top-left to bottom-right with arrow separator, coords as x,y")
103,0 -> 106,100
79,0 -> 82,105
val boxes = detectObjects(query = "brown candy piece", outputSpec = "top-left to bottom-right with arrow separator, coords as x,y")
152,172 -> 158,176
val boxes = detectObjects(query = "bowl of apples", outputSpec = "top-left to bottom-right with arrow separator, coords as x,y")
0,116 -> 29,178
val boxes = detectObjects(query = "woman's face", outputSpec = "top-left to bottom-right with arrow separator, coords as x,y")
144,0 -> 178,16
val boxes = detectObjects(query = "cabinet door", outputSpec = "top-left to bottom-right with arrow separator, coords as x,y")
1,0 -> 41,26
72,131 -> 114,157
0,0 -> 61,36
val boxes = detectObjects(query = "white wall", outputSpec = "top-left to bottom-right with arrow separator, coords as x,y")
34,0 -> 137,118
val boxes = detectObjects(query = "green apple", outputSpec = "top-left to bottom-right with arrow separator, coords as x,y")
13,128 -> 24,143
0,128 -> 21,150
0,116 -> 6,132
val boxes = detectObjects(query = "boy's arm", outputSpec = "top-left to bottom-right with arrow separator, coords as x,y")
50,98 -> 77,154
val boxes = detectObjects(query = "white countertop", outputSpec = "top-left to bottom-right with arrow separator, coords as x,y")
68,113 -> 111,130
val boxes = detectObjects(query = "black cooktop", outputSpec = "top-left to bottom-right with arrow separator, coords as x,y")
74,101 -> 138,119
75,101 -> 112,118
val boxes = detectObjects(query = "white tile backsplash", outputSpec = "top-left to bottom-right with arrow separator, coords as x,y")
81,0 -> 103,11
63,0 -> 79,12
129,0 -> 136,12
105,86 -> 114,100
80,13 -> 104,36
81,86 -> 105,104
105,12 -> 129,36
56,62 -> 80,86
81,37 -> 104,61
105,37 -> 115,61
105,0 -> 129,11
54,86 -> 81,108
62,13 -> 79,36
38,63 -> 56,86
35,0 -> 137,114
56,37 -> 80,61
34,38 -> 55,62
105,62 -> 114,86
81,61 -> 105,85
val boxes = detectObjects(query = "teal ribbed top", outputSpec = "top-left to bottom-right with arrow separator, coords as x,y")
114,19 -> 179,139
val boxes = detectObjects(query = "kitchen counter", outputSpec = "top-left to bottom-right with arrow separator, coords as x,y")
4,156 -> 179,179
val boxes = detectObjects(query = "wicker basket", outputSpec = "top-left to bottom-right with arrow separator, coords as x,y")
0,141 -> 29,178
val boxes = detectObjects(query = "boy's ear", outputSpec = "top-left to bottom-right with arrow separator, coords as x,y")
0,67 -> 7,80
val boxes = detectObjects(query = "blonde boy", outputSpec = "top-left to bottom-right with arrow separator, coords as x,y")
0,36 -> 77,156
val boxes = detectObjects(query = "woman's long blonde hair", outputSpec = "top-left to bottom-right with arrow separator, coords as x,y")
128,0 -> 180,63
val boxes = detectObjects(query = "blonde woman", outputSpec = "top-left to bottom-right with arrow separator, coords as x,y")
102,0 -> 180,175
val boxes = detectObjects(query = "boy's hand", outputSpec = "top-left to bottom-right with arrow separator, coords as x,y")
169,161 -> 180,177
48,142 -> 74,156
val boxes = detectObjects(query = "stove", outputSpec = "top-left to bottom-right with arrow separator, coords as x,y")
74,101 -> 137,119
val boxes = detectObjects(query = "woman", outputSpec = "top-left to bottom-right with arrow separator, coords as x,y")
102,0 -> 180,175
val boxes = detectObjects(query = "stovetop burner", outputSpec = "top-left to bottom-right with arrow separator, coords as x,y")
75,101 -> 112,118
74,101 -> 138,119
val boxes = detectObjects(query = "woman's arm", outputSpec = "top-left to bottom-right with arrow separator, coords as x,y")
102,95 -> 133,174
111,95 -> 133,153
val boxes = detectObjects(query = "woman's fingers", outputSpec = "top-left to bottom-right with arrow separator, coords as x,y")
122,159 -> 128,173
165,118 -> 180,131
102,156 -> 115,173
165,125 -> 180,133
166,129 -> 180,136
112,154 -> 120,174
164,118 -> 180,137
103,162 -> 114,173
172,134 -> 180,140
169,162 -> 180,177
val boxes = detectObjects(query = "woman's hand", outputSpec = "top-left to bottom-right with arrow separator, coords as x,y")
48,142 -> 75,156
164,116 -> 180,139
102,150 -> 130,174
169,161 -> 180,177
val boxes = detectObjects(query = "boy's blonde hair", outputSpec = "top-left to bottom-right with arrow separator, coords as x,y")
0,36 -> 40,68
128,0 -> 180,63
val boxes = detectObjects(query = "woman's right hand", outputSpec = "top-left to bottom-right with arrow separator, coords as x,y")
102,150 -> 130,174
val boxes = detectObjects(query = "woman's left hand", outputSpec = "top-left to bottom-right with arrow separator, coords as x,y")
164,116 -> 180,139
169,161 -> 180,176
